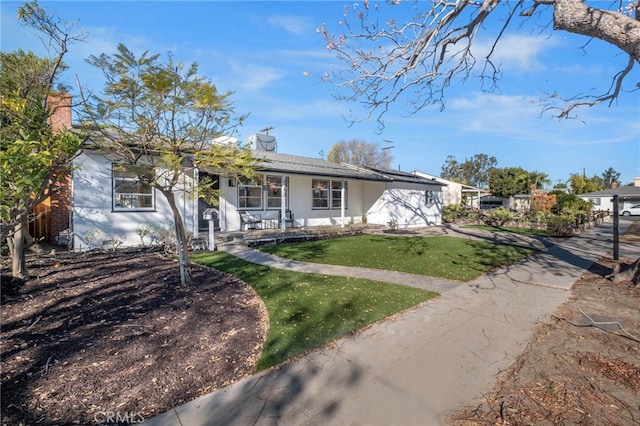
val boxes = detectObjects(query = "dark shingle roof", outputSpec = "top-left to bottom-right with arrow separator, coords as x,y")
254,151 -> 443,186
580,186 -> 640,197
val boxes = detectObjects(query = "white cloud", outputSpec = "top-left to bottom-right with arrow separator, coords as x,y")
228,60 -> 284,92
439,92 -> 635,147
472,34 -> 555,72
266,15 -> 313,35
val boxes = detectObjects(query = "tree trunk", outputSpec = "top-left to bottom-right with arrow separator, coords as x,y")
553,0 -> 640,62
612,257 -> 640,286
162,188 -> 193,285
9,214 -> 29,279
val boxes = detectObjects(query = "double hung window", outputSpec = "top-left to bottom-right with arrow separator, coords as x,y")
238,176 -> 262,209
266,175 -> 288,209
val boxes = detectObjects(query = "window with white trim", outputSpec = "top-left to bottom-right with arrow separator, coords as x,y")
238,176 -> 262,209
331,180 -> 348,209
113,164 -> 155,211
312,179 -> 348,210
425,190 -> 436,206
312,179 -> 329,209
266,175 -> 288,209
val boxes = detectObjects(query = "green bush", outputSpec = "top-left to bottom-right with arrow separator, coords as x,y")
484,207 -> 516,226
443,204 -> 467,222
545,213 -> 575,236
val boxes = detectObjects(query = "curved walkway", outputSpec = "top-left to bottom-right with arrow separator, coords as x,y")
223,244 -> 461,294
144,219 -> 639,426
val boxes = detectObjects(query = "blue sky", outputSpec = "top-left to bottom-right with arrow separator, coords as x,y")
2,1 -> 639,187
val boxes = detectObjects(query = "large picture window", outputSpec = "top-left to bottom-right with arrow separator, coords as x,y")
113,165 -> 154,210
238,176 -> 262,209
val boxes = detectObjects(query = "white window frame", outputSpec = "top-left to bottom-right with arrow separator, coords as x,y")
312,179 -> 330,209
425,190 -> 436,206
112,164 -> 155,211
331,180 -> 348,210
265,175 -> 289,209
312,179 -> 348,210
238,175 -> 263,210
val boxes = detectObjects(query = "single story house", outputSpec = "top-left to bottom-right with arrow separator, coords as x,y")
578,184 -> 640,212
69,134 -> 445,251
412,171 -> 485,208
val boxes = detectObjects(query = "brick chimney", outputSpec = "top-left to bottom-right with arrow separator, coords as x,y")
47,92 -> 72,132
611,182 -> 619,189
47,92 -> 73,244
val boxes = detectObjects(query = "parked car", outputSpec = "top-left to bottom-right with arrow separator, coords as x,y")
619,204 -> 640,216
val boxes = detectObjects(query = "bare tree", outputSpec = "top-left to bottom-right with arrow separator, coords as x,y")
319,0 -> 639,128
327,139 -> 388,167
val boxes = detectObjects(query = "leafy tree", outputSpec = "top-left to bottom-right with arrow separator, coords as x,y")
80,44 -> 256,285
327,139 -> 387,167
568,173 -> 605,194
0,1 -> 84,279
601,167 -> 621,188
520,170 -> 551,192
320,1 -> 639,127
440,153 -> 497,188
488,167 -> 529,198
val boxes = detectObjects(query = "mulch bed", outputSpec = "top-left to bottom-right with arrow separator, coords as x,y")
1,248 -> 268,425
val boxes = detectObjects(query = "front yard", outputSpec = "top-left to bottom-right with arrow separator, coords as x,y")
2,243 -> 435,424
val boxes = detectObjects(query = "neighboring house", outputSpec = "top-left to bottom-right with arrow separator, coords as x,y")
578,183 -> 640,212
69,134 -> 445,251
412,171 -> 484,208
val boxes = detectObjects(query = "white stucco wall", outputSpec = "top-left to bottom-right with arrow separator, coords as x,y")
365,182 -> 442,228
217,173 -> 442,231
217,174 -> 376,230
72,152 -> 197,251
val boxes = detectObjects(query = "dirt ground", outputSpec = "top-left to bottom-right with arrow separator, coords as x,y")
1,249 -> 268,425
449,221 -> 640,425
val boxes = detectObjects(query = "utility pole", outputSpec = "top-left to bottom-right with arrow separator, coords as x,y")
260,126 -> 274,135
613,195 -> 619,260
382,139 -> 394,169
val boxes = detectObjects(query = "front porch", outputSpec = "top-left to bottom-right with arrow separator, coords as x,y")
197,223 -> 375,249
195,222 -> 450,250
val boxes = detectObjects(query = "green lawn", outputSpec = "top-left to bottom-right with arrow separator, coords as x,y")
192,252 -> 436,371
462,224 -> 552,237
258,235 -> 537,282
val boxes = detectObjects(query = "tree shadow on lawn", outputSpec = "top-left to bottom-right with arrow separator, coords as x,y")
1,249 -> 267,425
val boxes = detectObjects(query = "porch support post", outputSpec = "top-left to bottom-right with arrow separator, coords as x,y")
208,218 -> 216,251
281,179 -> 286,232
341,182 -> 346,228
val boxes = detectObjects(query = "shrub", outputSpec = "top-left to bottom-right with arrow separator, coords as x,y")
484,207 -> 516,226
546,214 -> 575,237
443,204 -> 467,223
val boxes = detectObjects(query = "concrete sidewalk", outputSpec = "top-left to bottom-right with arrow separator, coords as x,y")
143,219 -> 638,426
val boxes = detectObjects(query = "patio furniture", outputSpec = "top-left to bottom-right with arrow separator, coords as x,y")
239,212 -> 262,230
